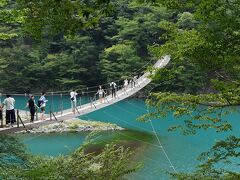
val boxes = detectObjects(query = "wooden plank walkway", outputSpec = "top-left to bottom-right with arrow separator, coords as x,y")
0,55 -> 170,133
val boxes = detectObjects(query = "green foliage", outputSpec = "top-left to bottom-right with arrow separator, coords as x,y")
171,136 -> 240,179
0,26 -> 101,92
100,42 -> 142,81
0,33 -> 18,40
99,0 -> 173,82
14,144 -> 139,180
0,0 -> 27,40
177,12 -> 196,29
16,0 -> 112,39
0,134 -> 140,180
0,134 -> 28,167
141,91 -> 240,135
144,0 -> 240,178
150,59 -> 207,93
0,0 -> 173,93
152,0 -> 240,74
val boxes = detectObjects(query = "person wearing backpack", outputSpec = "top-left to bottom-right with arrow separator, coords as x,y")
38,92 -> 48,120
110,81 -> 117,98
2,94 -> 16,127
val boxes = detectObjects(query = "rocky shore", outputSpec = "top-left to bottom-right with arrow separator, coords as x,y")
18,119 -> 124,133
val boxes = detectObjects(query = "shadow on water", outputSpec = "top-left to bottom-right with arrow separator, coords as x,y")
83,130 -> 155,155
19,129 -> 155,157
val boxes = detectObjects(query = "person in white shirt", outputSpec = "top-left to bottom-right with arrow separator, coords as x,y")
70,90 -> 78,114
38,92 -> 48,120
124,79 -> 128,91
110,81 -> 117,98
96,86 -> 105,103
2,94 -> 16,126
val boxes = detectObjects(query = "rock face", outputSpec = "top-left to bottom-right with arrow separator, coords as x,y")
18,119 -> 124,134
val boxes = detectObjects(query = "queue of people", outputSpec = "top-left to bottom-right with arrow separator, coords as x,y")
0,92 -> 48,127
0,75 -> 139,128
95,76 -> 138,103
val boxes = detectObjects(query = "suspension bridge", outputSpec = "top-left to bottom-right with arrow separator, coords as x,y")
0,55 -> 170,133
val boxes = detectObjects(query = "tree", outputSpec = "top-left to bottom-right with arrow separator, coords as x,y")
0,134 -> 140,180
0,0 -> 173,93
2,0 -> 111,39
0,0 -> 24,40
100,42 -> 142,82
99,0 -> 173,83
144,0 -> 240,178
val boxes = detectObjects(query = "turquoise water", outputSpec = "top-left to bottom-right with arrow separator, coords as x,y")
20,99 -> 240,179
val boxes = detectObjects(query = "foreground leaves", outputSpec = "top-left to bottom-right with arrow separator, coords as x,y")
0,134 -> 140,180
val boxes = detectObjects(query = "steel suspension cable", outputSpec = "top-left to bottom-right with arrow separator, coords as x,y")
146,86 -> 178,174
120,98 -> 178,173
119,84 -> 178,174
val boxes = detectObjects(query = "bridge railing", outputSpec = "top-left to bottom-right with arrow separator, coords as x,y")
16,109 -> 26,129
0,109 -> 3,128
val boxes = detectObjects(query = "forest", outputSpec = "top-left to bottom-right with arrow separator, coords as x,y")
1,0 -> 166,93
0,0 -> 206,94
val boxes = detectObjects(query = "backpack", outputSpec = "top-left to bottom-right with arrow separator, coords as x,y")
111,83 -> 115,89
37,100 -> 43,108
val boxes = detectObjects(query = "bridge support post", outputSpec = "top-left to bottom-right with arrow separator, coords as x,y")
50,105 -> 52,121
51,92 -> 54,114
0,108 -> 3,128
87,87 -> 90,103
36,107 -> 38,121
24,93 -> 28,119
0,92 -> 2,127
17,110 -> 19,128
79,96 -> 82,109
60,93 -> 63,121
116,86 -> 119,99
90,97 -> 93,108
16,110 -> 26,130
90,97 -> 96,109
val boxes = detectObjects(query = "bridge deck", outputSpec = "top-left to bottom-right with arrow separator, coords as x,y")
0,56 -> 170,133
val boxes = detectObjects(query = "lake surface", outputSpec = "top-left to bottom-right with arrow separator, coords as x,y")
19,99 -> 240,179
